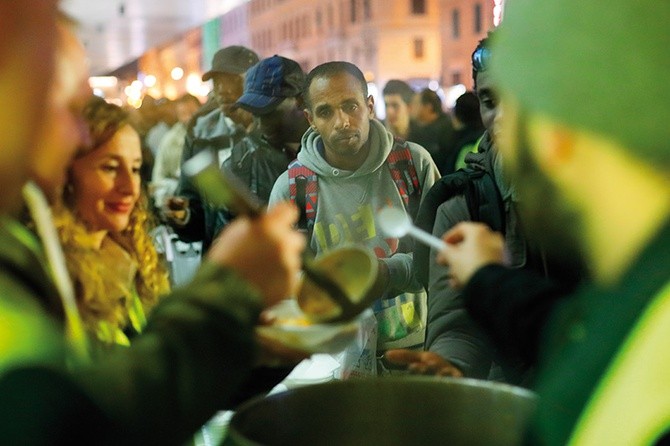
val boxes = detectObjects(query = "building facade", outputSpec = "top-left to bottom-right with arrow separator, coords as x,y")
240,0 -> 495,107
440,0 -> 495,90
239,0 -> 445,116
129,0 -> 498,108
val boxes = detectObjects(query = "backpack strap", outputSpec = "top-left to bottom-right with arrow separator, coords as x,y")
287,139 -> 422,238
413,167 -> 505,289
288,159 -> 318,234
465,169 -> 506,235
414,170 -> 473,288
386,138 -> 422,219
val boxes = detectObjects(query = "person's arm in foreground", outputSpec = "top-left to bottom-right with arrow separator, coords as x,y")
440,222 -> 566,366
1,203 -> 305,445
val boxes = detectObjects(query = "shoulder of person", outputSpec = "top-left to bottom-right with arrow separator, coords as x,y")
435,193 -> 469,221
404,140 -> 439,173
187,108 -> 220,137
268,170 -> 291,204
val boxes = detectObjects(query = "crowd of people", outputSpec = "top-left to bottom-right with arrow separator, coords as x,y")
0,0 -> 668,444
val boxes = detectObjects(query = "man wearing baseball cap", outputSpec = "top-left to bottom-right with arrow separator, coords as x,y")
212,55 -> 309,232
201,45 -> 260,131
166,45 -> 259,252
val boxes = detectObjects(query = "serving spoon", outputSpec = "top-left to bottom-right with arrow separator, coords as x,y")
377,206 -> 448,252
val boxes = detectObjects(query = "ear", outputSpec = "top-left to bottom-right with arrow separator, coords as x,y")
367,95 -> 375,118
526,115 -> 577,173
304,108 -> 317,131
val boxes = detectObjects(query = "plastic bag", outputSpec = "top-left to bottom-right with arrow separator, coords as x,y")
333,309 -> 378,379
152,225 -> 202,286
374,290 -> 427,351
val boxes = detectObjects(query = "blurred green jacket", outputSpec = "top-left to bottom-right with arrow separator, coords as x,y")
0,216 -> 263,445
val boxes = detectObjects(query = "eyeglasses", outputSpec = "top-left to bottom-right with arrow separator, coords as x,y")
471,46 -> 491,72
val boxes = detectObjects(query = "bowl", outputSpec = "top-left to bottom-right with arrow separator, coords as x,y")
297,245 -> 378,322
256,300 -> 370,354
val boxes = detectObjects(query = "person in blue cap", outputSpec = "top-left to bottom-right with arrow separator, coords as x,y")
226,54 -> 309,204
208,55 -> 310,234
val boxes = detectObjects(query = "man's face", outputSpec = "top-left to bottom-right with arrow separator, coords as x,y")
31,23 -> 92,203
259,97 -> 309,147
211,72 -> 244,115
498,99 -> 586,267
384,94 -> 410,128
0,0 -> 59,212
306,72 -> 374,163
475,70 -> 501,141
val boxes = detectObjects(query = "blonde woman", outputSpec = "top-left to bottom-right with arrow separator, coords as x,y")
53,96 -> 169,349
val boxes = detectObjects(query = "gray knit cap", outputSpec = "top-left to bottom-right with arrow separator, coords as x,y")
492,0 -> 670,164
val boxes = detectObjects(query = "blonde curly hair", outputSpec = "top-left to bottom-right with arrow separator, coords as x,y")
54,96 -> 170,334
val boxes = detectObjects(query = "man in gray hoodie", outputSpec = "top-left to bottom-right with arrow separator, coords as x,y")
269,61 -> 440,354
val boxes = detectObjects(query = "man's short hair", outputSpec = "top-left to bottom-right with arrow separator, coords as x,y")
383,79 -> 415,105
304,61 -> 368,109
418,88 -> 443,115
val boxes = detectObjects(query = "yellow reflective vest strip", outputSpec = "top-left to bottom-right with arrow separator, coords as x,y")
22,182 -> 89,362
569,280 -> 670,445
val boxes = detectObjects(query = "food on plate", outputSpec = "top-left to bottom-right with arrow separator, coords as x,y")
274,315 -> 313,327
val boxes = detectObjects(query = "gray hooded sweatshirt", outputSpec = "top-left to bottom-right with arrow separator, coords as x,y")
270,120 -> 440,346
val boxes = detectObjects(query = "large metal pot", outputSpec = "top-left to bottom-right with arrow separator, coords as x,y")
228,377 -> 537,446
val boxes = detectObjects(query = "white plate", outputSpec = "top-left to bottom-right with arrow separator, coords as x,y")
257,300 -> 369,354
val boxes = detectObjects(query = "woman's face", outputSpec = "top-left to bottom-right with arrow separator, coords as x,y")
70,124 -> 142,233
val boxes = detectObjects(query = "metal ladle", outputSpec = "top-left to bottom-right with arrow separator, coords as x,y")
183,151 -> 355,322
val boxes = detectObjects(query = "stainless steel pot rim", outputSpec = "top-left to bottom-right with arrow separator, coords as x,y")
234,375 -> 538,412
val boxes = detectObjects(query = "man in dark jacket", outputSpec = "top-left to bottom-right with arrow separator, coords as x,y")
409,88 -> 455,170
210,55 -> 310,233
386,35 -> 582,382
165,46 -> 259,251
386,36 -> 514,379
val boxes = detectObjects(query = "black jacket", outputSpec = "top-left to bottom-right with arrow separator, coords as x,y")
206,131 -> 297,241
172,107 -> 246,251
425,134 -> 582,383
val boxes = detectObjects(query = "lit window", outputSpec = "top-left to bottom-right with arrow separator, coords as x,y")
363,0 -> 372,20
412,0 -> 426,14
414,38 -> 424,59
452,9 -> 460,39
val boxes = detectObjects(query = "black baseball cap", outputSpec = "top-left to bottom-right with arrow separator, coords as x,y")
202,46 -> 259,81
